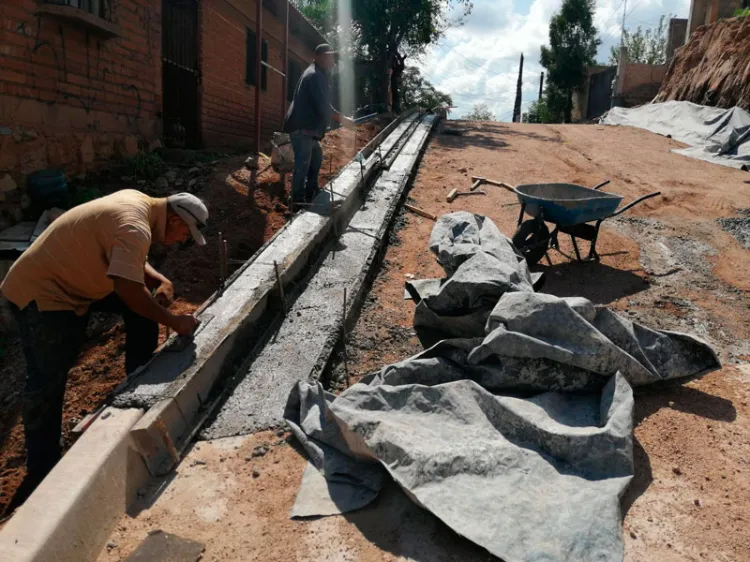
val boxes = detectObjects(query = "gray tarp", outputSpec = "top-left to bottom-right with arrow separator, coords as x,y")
601,101 -> 750,170
285,213 -> 721,562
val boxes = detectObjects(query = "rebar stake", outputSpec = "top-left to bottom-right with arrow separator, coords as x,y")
341,288 -> 349,377
274,260 -> 287,314
218,232 -> 225,285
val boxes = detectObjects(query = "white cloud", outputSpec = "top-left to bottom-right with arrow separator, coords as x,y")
416,0 -> 691,120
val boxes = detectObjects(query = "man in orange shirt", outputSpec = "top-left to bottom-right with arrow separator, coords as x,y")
1,190 -> 208,507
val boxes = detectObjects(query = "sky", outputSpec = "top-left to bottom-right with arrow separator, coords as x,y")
415,0 -> 692,121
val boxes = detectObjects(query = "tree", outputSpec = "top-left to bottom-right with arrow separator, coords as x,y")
349,0 -> 473,110
540,0 -> 600,123
400,67 -> 453,111
525,98 -> 553,123
608,15 -> 669,65
292,0 -> 334,34
462,103 -> 495,121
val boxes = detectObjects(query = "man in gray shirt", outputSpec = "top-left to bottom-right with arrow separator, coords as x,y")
284,44 -> 351,206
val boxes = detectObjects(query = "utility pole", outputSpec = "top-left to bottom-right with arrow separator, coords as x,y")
539,72 -> 544,101
620,0 -> 628,48
512,53 -> 524,123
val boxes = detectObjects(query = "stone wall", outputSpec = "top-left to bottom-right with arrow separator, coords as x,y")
0,0 -> 162,229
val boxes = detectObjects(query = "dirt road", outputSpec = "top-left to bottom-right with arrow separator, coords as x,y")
102,122 -> 750,561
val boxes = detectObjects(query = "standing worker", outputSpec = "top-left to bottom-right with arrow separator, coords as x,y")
0,189 -> 208,510
284,43 -> 353,207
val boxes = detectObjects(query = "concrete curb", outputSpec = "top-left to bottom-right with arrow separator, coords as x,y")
117,112 -> 422,476
200,114 -> 437,438
0,408 -> 147,562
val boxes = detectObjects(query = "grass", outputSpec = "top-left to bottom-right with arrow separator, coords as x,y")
734,7 -> 750,17
127,151 -> 166,180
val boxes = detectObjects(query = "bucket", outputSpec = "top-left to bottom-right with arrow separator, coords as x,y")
27,169 -> 68,209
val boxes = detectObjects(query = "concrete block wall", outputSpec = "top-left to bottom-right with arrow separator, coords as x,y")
621,63 -> 668,106
200,0 -> 317,151
0,0 -> 162,229
667,18 -> 689,60
688,0 -> 744,36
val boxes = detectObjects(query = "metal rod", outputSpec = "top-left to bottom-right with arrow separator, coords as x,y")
260,60 -> 286,77
222,238 -> 228,282
274,260 -> 287,313
342,288 -> 349,377
282,0 -> 289,124
253,0 -> 262,156
218,232 -> 225,283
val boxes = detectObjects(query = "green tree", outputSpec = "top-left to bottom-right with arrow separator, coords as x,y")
525,98 -> 553,123
540,0 -> 600,123
291,0 -> 334,34
608,15 -> 669,65
400,67 -> 453,110
350,0 -> 473,110
462,103 -> 495,121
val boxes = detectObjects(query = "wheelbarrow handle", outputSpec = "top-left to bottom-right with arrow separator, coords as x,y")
592,179 -> 610,190
612,191 -> 661,217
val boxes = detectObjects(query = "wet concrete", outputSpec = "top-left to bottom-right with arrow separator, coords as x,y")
113,114 -> 420,412
201,115 -> 437,439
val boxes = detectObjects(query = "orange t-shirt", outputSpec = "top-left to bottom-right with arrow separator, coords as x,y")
1,190 -> 166,315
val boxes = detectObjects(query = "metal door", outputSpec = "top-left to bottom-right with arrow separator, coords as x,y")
162,0 -> 200,148
587,67 -> 617,120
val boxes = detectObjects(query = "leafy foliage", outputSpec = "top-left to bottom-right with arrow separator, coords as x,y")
461,103 -> 495,121
540,0 -> 600,123
400,67 -> 453,110
734,7 -> 750,17
128,151 -> 165,181
292,0 -> 334,33
525,98 -> 554,123
608,15 -> 669,65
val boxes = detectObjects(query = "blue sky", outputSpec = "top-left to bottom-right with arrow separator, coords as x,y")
416,0 -> 691,120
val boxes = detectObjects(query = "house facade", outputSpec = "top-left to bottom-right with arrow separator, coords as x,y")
0,0 -> 322,229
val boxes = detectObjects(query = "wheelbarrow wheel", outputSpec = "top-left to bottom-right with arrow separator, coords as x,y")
512,219 -> 550,266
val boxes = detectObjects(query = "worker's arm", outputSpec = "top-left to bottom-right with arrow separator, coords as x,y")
113,277 -> 197,336
331,111 -> 355,128
144,262 -> 174,307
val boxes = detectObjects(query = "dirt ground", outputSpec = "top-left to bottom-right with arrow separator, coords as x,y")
98,122 -> 750,561
0,119 -> 387,516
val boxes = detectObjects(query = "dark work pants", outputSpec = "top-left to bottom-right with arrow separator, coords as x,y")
10,294 -> 158,487
290,132 -> 323,204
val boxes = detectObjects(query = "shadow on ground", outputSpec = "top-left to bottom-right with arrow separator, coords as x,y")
537,259 -> 650,305
344,482 -> 498,562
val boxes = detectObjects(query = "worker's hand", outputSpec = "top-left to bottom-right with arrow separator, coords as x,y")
343,117 -> 356,129
170,314 -> 199,336
153,280 -> 175,307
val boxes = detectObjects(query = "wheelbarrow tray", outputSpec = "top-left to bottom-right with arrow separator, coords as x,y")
515,183 -> 623,226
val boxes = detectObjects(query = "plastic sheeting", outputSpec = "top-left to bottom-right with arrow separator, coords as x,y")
284,213 -> 721,562
601,101 -> 750,170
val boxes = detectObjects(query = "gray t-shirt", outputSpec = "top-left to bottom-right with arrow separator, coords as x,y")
283,63 -> 335,139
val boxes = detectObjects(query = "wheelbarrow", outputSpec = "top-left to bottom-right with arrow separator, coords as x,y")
501,181 -> 660,266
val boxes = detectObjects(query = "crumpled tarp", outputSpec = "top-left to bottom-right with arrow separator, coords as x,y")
601,100 -> 750,170
284,213 -> 721,562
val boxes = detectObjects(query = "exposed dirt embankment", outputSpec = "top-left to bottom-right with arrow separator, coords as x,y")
655,16 -> 750,110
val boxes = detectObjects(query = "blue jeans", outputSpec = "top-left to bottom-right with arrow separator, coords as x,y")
291,132 -> 323,204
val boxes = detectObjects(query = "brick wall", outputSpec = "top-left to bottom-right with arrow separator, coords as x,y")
200,0 -> 317,151
667,18 -> 689,60
0,0 -> 161,229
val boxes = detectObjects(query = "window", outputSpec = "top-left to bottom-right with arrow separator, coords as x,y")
287,59 -> 302,102
246,29 -> 257,85
41,0 -> 111,21
246,28 -> 269,90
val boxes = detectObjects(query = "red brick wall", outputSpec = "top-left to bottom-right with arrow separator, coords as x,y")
0,0 -> 161,228
200,0 -> 316,150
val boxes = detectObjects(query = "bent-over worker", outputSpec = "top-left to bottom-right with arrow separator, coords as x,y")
283,43 -> 353,206
0,190 -> 208,507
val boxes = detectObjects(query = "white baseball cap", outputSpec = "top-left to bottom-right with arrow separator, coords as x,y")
167,193 -> 209,246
